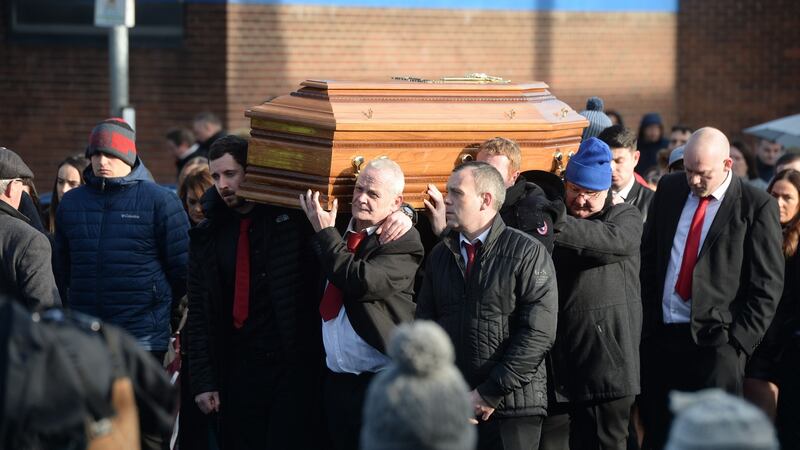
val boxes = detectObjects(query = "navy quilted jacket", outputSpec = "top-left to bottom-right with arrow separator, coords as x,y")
54,159 -> 189,351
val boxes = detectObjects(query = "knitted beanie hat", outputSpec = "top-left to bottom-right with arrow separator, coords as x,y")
579,97 -> 613,140
666,389 -> 778,450
85,118 -> 137,167
565,137 -> 612,191
360,321 -> 477,450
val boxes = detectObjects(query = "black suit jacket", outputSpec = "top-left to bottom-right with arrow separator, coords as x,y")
625,180 -> 654,223
641,173 -> 784,355
311,225 -> 424,354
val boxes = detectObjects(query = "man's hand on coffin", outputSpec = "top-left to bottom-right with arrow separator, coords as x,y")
299,190 -> 338,233
376,209 -> 412,244
423,183 -> 447,236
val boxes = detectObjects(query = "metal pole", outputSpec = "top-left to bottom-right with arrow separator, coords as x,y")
109,24 -> 129,117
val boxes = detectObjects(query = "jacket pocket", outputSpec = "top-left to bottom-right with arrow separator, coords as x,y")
596,323 -> 625,368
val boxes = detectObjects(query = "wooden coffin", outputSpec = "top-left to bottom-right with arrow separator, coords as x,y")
240,77 -> 587,210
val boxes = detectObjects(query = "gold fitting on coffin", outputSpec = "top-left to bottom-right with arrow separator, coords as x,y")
352,155 -> 366,176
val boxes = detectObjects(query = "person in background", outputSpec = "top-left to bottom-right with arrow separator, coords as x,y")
179,166 -> 213,226
667,125 -> 693,153
47,155 -> 89,234
178,156 -> 210,187
193,112 -> 226,158
667,146 -> 685,173
599,125 -> 654,221
754,138 -> 784,184
744,169 -> 800,448
635,113 -> 669,175
360,321 -> 477,450
729,140 -> 766,189
166,128 -> 201,179
55,118 -> 189,365
775,152 -> 800,175
578,97 -> 613,141
606,110 -> 624,127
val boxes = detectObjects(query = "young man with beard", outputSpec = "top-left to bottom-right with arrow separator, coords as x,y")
186,135 -> 326,449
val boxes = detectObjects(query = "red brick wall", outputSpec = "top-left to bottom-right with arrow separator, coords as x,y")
226,5 -> 677,141
677,0 -> 800,143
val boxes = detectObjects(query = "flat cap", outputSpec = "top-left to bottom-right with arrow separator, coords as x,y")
0,147 -> 34,180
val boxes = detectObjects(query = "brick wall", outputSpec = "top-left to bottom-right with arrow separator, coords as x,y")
677,0 -> 800,142
226,5 -> 677,140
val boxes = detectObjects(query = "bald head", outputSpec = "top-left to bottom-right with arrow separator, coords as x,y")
683,127 -> 733,197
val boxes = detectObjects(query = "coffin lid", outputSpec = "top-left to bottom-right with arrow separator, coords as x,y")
245,78 -> 587,133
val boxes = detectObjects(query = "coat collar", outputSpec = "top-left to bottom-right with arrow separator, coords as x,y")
443,214 -> 507,257
0,199 -> 28,223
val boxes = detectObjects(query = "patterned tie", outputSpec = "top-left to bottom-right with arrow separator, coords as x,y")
232,217 -> 252,328
675,197 -> 711,301
462,240 -> 482,278
319,230 -> 368,321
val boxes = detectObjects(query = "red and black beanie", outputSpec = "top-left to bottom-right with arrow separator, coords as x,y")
85,118 -> 137,167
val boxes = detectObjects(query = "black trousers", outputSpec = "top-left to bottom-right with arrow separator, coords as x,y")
639,325 -> 745,450
220,351 -> 325,450
540,397 -> 634,450
477,415 -> 544,450
324,370 -> 375,450
777,340 -> 800,449
569,396 -> 635,450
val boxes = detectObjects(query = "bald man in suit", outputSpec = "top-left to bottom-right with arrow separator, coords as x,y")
638,127 -> 784,449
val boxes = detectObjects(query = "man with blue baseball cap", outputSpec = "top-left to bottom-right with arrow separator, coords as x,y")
541,137 -> 644,450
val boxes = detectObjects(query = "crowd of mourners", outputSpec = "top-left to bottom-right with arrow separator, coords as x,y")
1,101 -> 798,450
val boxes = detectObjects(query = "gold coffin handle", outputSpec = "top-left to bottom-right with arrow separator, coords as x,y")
352,155 -> 366,176
461,153 -> 474,164
553,150 -> 575,176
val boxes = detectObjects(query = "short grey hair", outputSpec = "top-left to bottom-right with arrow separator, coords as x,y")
361,157 -> 405,196
454,162 -> 506,211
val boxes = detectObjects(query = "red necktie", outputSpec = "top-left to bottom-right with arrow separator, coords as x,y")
675,197 -> 711,301
463,241 -> 481,278
232,217 -> 252,328
319,230 -> 368,321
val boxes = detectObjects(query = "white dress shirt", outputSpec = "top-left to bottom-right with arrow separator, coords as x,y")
614,176 -> 637,201
662,171 -> 733,323
322,219 -> 390,374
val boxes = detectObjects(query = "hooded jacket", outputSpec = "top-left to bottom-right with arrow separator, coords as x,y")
54,158 -> 189,351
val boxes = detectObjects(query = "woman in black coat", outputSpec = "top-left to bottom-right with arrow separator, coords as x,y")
744,169 -> 800,448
